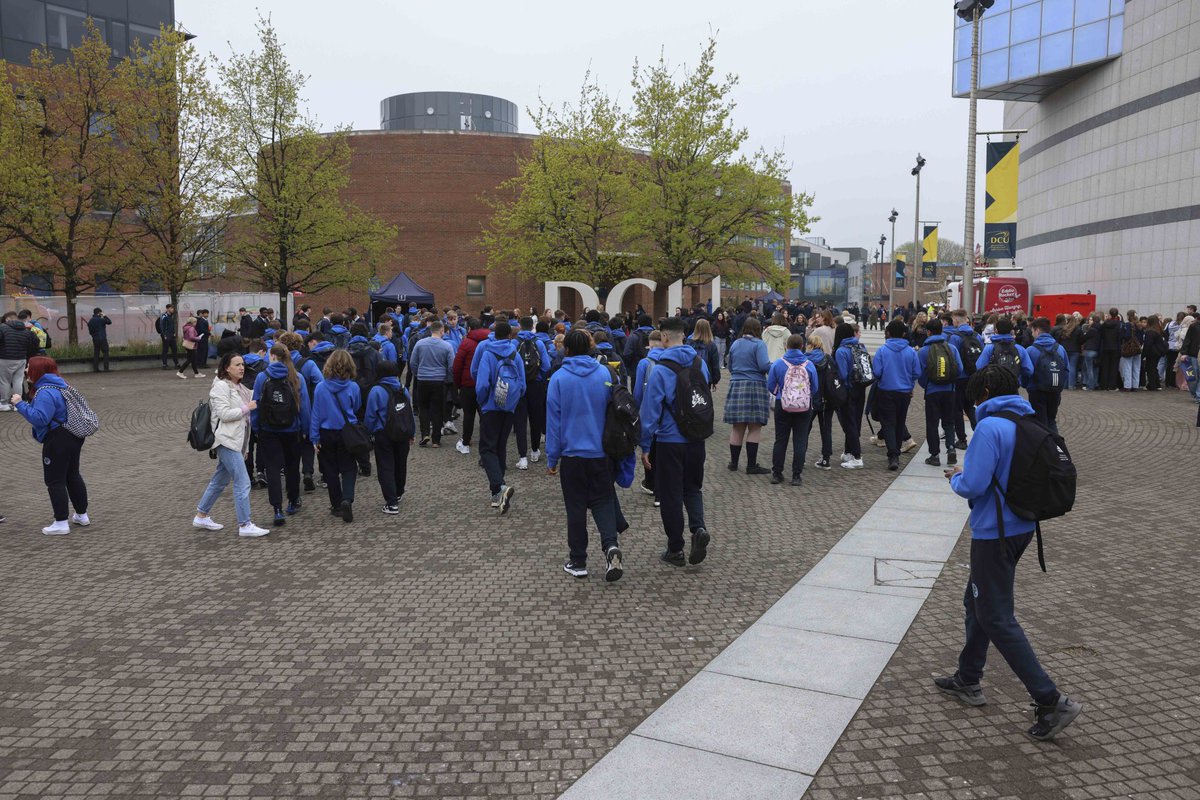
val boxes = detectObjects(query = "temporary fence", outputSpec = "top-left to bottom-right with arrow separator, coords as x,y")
0,292 -> 293,347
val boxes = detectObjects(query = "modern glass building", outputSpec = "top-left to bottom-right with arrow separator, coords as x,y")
953,0 -> 1125,101
0,0 -> 172,64
379,92 -> 518,134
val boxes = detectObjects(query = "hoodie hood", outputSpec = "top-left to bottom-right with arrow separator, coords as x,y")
330,325 -> 349,335
975,393 -> 1034,422
562,354 -> 603,377
1033,332 -> 1057,347
243,353 -> 265,366
311,341 -> 335,354
596,341 -> 615,353
780,348 -> 808,365
467,328 -> 489,343
376,376 -> 401,390
35,374 -> 68,390
516,330 -> 537,342
884,337 -> 911,352
807,350 -> 827,366
488,338 -> 518,359
989,333 -> 1015,343
349,335 -> 369,345
265,361 -> 292,379
647,346 -> 665,361
323,378 -> 356,393
923,334 -> 948,345
658,344 -> 699,367
838,337 -> 860,347
763,325 -> 790,342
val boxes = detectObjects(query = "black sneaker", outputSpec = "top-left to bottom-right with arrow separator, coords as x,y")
888,456 -> 900,471
770,473 -> 783,485
924,454 -> 941,466
947,450 -> 957,465
934,673 -> 987,706
340,500 -> 354,524
954,438 -> 968,450
498,485 -> 515,515
604,546 -> 623,583
273,508 -> 286,527
660,549 -> 685,567
303,475 -> 315,492
419,437 -> 430,448
790,475 -> 803,487
330,505 -> 341,516
813,458 -> 831,470
727,461 -> 739,472
1028,695 -> 1083,741
745,464 -> 770,475
563,559 -> 587,578
382,504 -> 399,515
688,527 -> 710,565
359,464 -> 372,477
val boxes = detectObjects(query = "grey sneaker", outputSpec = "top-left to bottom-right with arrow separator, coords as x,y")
1028,695 -> 1083,741
933,673 -> 987,706
604,546 -> 623,583
498,485 -> 515,515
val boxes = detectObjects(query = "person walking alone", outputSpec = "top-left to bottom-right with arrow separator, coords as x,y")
87,308 -> 112,373
366,360 -> 415,515
409,320 -> 455,447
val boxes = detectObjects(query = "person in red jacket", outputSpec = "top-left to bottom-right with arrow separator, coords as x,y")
452,318 -> 489,455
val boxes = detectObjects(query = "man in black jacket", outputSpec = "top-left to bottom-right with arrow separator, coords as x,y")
87,307 -> 112,372
0,311 -> 38,411
1098,307 -> 1122,391
195,309 -> 211,367
159,303 -> 180,370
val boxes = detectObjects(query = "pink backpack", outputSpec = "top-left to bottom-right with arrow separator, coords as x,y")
779,360 -> 812,413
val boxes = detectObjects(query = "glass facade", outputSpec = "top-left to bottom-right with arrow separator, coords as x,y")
0,0 -> 172,62
380,92 -> 519,134
953,0 -> 1124,101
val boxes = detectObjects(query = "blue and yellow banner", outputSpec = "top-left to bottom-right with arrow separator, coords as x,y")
984,141 -> 1018,259
922,225 -> 938,280
895,253 -> 906,289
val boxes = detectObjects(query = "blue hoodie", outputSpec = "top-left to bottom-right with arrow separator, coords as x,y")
872,337 -> 921,392
917,334 -> 966,394
834,337 -> 862,385
633,346 -> 665,406
766,349 -> 820,409
945,324 -> 977,382
469,331 -> 500,379
728,336 -> 771,383
365,376 -> 410,436
639,344 -> 710,449
291,350 -> 324,392
329,324 -> 350,348
950,394 -> 1039,540
372,333 -> 399,363
1026,333 -> 1067,389
623,325 -> 655,361
443,324 -> 466,353
15,374 -> 69,442
546,355 -> 611,467
309,378 -> 362,445
475,338 -> 526,413
517,329 -> 551,381
976,333 -> 1034,384
251,361 -> 312,434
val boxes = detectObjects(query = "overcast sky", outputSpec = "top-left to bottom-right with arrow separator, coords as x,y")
178,0 -> 1006,260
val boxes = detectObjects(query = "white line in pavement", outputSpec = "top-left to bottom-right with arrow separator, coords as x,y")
558,454 -> 971,800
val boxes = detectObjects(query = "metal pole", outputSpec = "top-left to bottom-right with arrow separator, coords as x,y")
913,170 -> 921,315
962,5 -> 981,314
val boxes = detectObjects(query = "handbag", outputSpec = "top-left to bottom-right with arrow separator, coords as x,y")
334,398 -> 372,457
182,338 -> 196,351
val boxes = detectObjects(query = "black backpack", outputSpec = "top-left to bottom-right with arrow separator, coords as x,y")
187,401 -> 215,451
1032,343 -> 1067,392
154,314 -> 163,335
627,330 -> 649,364
331,330 -> 350,349
991,411 -> 1077,571
381,384 -> 416,442
241,358 -> 266,389
348,342 -> 380,411
989,340 -> 1021,378
518,337 -> 542,384
601,366 -> 640,458
958,330 -> 984,375
658,357 -> 714,441
259,375 -> 298,429
847,343 -> 874,387
925,340 -> 960,385
817,360 -> 848,411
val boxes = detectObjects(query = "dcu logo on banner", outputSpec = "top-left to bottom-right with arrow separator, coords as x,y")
984,141 -> 1019,260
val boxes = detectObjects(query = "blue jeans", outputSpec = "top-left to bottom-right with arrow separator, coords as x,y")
1119,355 -> 1140,389
1081,351 -> 1098,389
1065,352 -> 1080,389
197,445 -> 252,525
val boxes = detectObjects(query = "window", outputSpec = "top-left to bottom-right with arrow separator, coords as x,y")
127,0 -> 170,26
89,0 -> 128,17
981,49 -> 1009,88
1108,14 -> 1123,56
1040,29 -> 1073,71
1041,0 -> 1073,35
20,270 -> 54,295
127,21 -> 158,47
46,3 -> 89,49
466,276 -> 485,296
954,23 -> 973,61
1075,0 -> 1109,25
1010,39 -> 1040,79
1011,2 -> 1041,43
981,12 -> 1010,52
2,0 -> 47,44
107,20 -> 124,56
1072,19 -> 1109,64
1110,0 -> 1123,14
954,58 -> 972,96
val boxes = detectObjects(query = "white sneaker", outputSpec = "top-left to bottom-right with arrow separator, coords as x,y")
42,520 -> 70,535
871,436 -> 886,448
0,403 -> 11,412
69,512 -> 90,526
176,372 -> 187,379
841,458 -> 865,470
441,421 -> 458,435
901,438 -> 918,453
196,372 -> 206,378
238,523 -> 269,538
516,457 -> 529,470
192,516 -> 224,531
455,440 -> 471,455
530,449 -> 541,463
839,452 -> 851,463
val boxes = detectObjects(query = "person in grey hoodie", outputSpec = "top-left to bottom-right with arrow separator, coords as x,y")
762,313 -> 792,363
409,321 -> 455,447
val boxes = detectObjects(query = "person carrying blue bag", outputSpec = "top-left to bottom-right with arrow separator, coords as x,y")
474,320 -> 525,514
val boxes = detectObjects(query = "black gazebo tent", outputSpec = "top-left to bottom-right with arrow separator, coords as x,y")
369,272 -> 434,321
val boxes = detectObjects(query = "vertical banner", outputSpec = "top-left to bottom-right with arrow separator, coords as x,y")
922,225 -> 938,279
895,253 -> 906,289
984,141 -> 1019,259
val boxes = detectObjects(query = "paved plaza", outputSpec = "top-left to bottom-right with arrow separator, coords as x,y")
1,366 -> 1198,799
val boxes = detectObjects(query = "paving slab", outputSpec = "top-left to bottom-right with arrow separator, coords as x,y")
829,527 -> 960,561
854,504 -> 970,536
866,485 -> 964,514
758,584 -> 927,643
797,552 -> 936,597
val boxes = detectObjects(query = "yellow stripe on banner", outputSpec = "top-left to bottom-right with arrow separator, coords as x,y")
923,225 -> 939,264
985,142 -> 1019,225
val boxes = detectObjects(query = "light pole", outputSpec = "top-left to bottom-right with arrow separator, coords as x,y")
911,154 -> 926,314
887,209 -> 898,310
956,0 -> 993,314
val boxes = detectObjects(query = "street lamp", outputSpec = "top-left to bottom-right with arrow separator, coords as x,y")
909,155 -> 926,314
955,0 -> 993,313
887,208 -> 898,310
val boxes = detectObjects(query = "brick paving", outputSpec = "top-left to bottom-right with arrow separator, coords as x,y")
0,368 -> 905,799
806,388 -> 1200,800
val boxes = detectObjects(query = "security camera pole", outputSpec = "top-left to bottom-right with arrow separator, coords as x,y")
955,0 -> 994,314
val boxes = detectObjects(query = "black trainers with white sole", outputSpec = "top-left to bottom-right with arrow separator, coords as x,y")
660,549 -> 685,567
933,673 -> 987,706
498,485 -> 515,515
563,559 -> 587,578
604,546 -> 623,582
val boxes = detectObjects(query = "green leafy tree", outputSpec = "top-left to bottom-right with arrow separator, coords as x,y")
0,26 -> 138,344
217,17 -> 394,320
481,75 -> 636,291
626,37 -> 815,290
117,27 -> 233,333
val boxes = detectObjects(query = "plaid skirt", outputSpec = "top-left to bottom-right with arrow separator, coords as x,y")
723,380 -> 770,425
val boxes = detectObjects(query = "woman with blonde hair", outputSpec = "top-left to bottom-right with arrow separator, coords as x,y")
687,318 -> 722,390
309,349 -> 363,523
177,315 -> 201,378
806,334 -> 837,470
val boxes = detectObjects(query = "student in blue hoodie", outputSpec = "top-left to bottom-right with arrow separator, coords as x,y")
327,313 -> 351,350
940,365 -> 1083,741
975,317 -> 1033,384
639,317 -> 710,567
1025,317 -> 1068,435
252,344 -> 312,525
633,331 -> 665,501
725,317 -> 772,474
765,334 -> 819,486
833,323 -> 867,469
372,321 -> 399,363
917,318 -> 966,468
623,314 -> 656,381
872,319 -> 922,470
948,309 -> 980,447
278,332 -> 322,492
309,349 -> 363,524
475,320 -> 525,514
11,357 -> 90,535
546,329 -> 624,582
365,359 -> 414,514
241,341 -> 269,487
512,316 -> 551,469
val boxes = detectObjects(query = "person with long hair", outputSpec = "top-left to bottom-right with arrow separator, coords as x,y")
833,322 -> 867,469
687,319 -> 722,390
805,334 -> 837,471
1080,312 -> 1102,390
193,352 -> 269,537
177,315 -> 202,378
310,349 -> 363,523
11,357 -> 90,535
252,344 -> 311,526
1058,313 -> 1083,389
1118,309 -> 1143,391
712,311 -> 730,368
1142,314 -> 1166,391
725,317 -> 772,475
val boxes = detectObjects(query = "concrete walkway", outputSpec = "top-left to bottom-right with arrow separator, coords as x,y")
559,455 -> 969,799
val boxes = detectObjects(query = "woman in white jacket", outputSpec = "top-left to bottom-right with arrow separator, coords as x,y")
192,352 -> 269,537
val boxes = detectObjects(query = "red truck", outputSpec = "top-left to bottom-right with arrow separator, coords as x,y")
945,277 -> 1030,316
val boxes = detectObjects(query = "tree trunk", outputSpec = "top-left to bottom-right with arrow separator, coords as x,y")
278,289 -> 289,330
169,289 -> 180,337
65,289 -> 78,346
